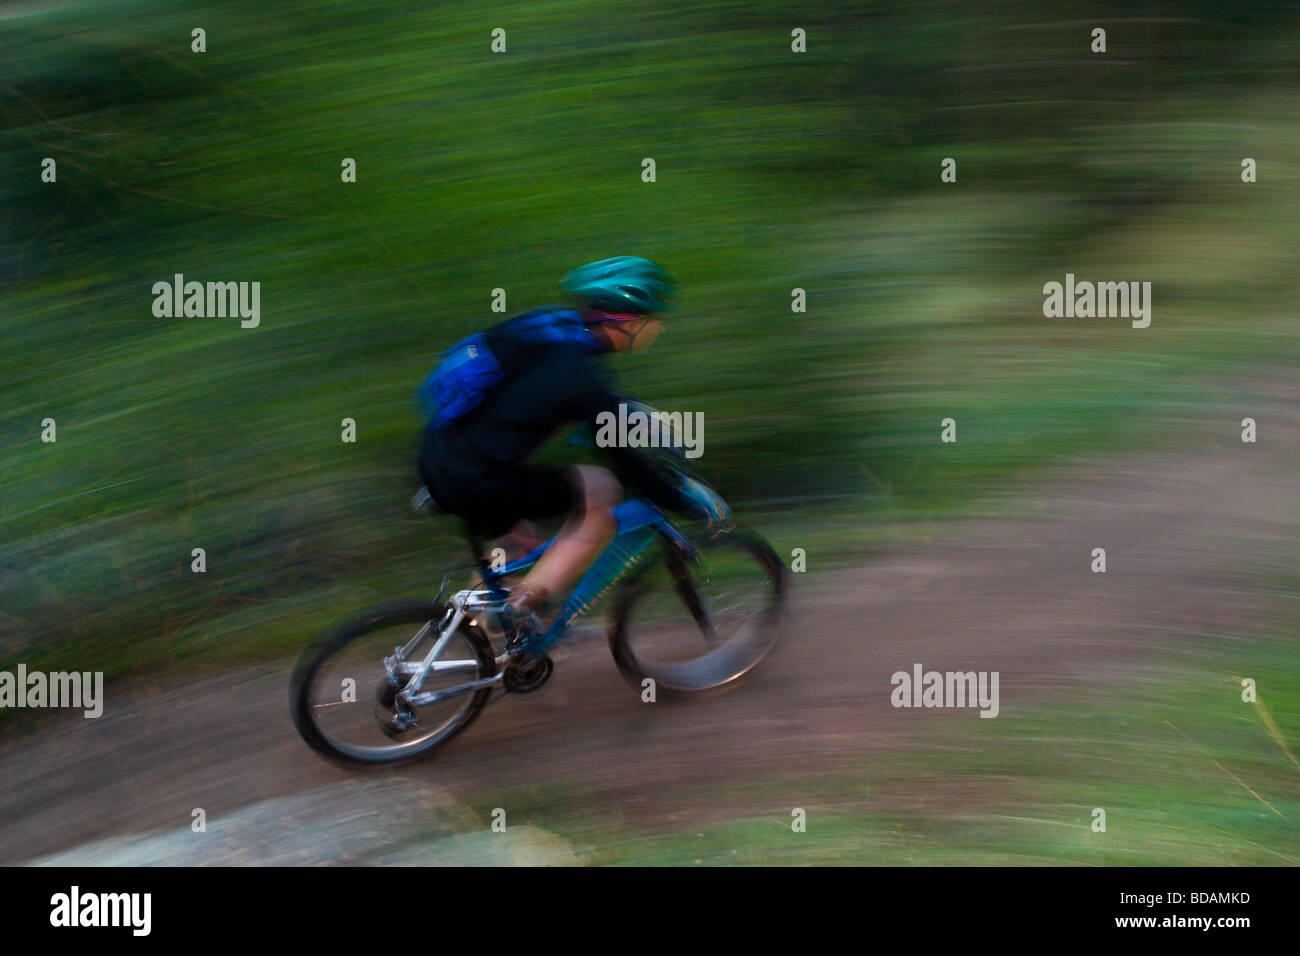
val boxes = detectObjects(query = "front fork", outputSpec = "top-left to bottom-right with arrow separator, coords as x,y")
665,544 -> 718,646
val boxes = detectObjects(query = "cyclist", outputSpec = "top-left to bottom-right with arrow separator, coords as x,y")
417,257 -> 712,675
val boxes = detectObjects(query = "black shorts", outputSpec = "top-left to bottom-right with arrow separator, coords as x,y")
420,460 -> 577,540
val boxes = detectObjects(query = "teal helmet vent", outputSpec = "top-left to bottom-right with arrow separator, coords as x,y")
562,257 -> 675,314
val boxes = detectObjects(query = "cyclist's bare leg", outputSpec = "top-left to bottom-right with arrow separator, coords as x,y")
466,522 -> 542,590
493,519 -> 543,561
509,465 -> 620,613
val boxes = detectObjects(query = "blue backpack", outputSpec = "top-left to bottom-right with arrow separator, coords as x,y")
415,308 -> 600,428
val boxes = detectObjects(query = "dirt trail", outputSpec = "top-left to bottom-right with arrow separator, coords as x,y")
2,400 -> 1295,864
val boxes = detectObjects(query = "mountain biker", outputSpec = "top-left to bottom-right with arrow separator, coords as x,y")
416,256 -> 710,675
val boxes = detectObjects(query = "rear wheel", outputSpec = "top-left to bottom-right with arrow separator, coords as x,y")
609,529 -> 786,696
291,601 -> 497,765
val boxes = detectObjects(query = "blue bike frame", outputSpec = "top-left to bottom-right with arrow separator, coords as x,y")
479,499 -> 696,654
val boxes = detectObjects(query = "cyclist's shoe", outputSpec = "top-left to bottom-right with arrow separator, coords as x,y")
498,601 -> 554,692
499,602 -> 544,657
498,584 -> 556,692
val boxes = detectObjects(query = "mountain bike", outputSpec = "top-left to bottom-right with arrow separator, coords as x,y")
290,447 -> 787,766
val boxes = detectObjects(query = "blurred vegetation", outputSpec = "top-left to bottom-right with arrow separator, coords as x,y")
2,0 -> 1298,679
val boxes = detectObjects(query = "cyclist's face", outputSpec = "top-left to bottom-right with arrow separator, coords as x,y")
626,318 -> 663,352
597,316 -> 661,352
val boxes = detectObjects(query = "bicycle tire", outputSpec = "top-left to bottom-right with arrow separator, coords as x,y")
290,600 -> 497,765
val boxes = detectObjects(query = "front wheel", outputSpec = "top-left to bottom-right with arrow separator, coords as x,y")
291,601 -> 497,765
609,528 -> 787,696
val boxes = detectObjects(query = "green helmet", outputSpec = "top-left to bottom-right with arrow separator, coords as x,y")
562,256 -> 676,314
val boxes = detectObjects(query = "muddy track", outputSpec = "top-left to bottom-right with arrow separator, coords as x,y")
2,400 -> 1295,864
